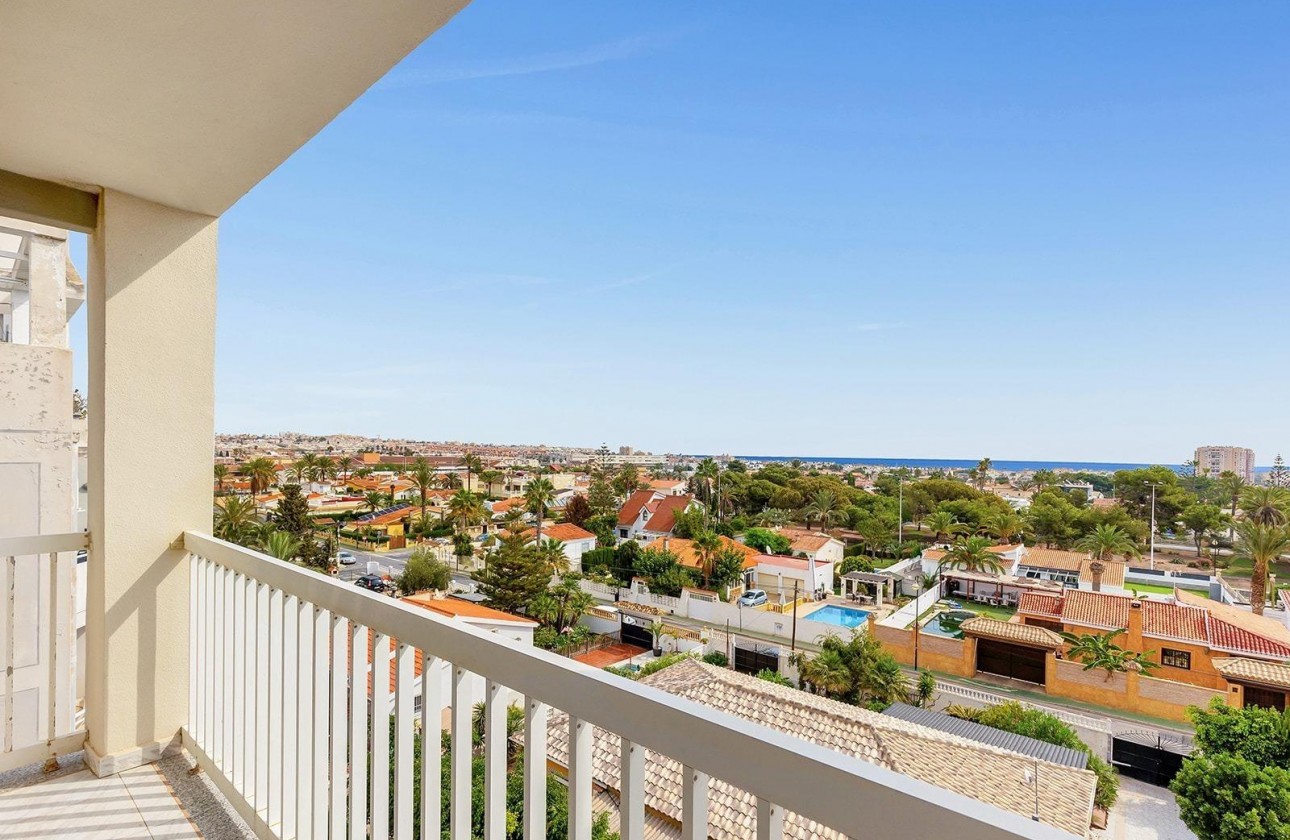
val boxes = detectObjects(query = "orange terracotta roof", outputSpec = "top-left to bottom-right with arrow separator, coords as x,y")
641,495 -> 693,534
1140,598 -> 1207,643
647,479 -> 686,491
618,490 -> 660,527
403,594 -> 538,626
644,536 -> 759,571
491,497 -> 529,513
776,528 -> 836,553
1018,548 -> 1090,572
527,523 -> 597,543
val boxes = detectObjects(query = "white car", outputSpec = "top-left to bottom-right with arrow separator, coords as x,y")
337,550 -> 357,566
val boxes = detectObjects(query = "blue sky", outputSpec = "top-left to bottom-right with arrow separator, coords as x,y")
72,2 -> 1290,462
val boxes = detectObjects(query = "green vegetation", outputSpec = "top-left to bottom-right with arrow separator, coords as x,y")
1058,629 -> 1159,679
948,701 -> 1117,811
605,652 -> 691,681
792,630 -> 909,711
396,547 -> 452,594
1172,699 -> 1290,839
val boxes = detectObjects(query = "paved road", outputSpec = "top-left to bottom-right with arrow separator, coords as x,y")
1094,778 -> 1195,840
335,545 -> 476,589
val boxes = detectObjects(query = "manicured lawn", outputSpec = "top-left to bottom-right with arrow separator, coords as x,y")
1122,582 -> 1182,596
926,600 -> 1016,623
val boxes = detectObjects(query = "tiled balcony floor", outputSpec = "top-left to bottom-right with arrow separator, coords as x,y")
0,751 -> 253,840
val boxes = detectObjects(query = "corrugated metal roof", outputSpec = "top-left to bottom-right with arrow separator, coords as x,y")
881,703 -> 1089,770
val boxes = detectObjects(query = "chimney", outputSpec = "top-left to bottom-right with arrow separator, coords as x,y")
1089,560 -> 1105,593
1126,597 -> 1144,652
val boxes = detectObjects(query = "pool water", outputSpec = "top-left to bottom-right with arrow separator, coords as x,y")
920,609 -> 978,639
806,604 -> 871,628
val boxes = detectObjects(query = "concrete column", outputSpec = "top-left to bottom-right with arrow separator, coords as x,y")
9,288 -> 30,344
84,189 -> 217,775
26,229 -> 69,347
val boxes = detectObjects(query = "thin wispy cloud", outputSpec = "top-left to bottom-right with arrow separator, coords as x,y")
381,31 -> 685,89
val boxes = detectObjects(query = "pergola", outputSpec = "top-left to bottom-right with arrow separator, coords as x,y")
841,570 -> 897,607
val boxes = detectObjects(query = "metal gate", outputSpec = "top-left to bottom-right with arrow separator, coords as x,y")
975,640 -> 1046,684
1111,732 -> 1192,786
733,642 -> 780,676
619,613 -> 654,649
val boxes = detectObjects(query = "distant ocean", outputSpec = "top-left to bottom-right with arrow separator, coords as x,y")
735,456 -> 1272,474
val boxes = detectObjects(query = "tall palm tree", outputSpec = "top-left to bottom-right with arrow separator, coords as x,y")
798,648 -> 853,699
363,490 -> 386,513
311,455 -> 338,485
478,470 -> 502,497
213,464 -> 229,495
690,531 -> 722,586
408,456 -> 436,524
937,536 -> 1006,575
525,477 -> 556,543
1241,486 -> 1290,527
243,457 -> 278,497
693,459 -> 720,526
461,453 -> 484,494
438,472 -> 463,491
536,539 -> 568,575
448,489 -> 487,535
803,489 -> 843,532
924,510 -> 964,544
1075,524 -> 1140,563
1234,520 -> 1290,615
974,457 -> 992,490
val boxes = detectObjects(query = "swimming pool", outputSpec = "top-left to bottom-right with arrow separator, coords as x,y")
920,609 -> 977,639
806,604 -> 871,628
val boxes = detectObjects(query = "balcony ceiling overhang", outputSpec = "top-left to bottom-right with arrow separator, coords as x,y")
0,0 -> 470,218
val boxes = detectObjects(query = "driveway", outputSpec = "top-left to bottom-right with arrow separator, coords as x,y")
1095,777 -> 1195,840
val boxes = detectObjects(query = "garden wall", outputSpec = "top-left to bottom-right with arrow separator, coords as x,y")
1046,658 -> 1229,723
870,623 -> 975,677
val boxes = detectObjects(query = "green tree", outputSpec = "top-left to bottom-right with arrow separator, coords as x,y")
524,478 -> 556,543
984,510 -> 1024,543
744,527 -> 791,554
1216,471 -> 1247,535
802,489 -> 844,531
1181,503 -> 1227,560
937,536 -> 1006,574
262,530 -> 301,562
461,452 -> 484,494
213,463 -> 229,495
1189,697 -> 1290,765
397,547 -> 452,594
913,670 -> 936,709
690,531 -> 722,586
448,489 -> 487,534
1172,754 -> 1290,840
243,456 -> 278,496
1059,629 -> 1158,680
364,490 -> 386,513
923,510 -> 964,543
1234,521 -> 1290,615
408,456 -> 436,524
973,457 -> 992,490
1074,524 -> 1140,564
1242,486 -> 1290,527
473,534 -> 550,614
562,494 -> 593,528
272,484 -> 315,563
215,495 -> 257,543
709,547 -> 748,598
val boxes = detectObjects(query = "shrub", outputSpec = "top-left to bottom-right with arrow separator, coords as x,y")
396,548 -> 451,593
756,668 -> 793,686
702,651 -> 729,667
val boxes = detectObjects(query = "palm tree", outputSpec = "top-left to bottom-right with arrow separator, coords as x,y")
215,495 -> 257,542
802,489 -> 843,532
461,453 -> 484,494
525,477 -> 556,544
693,459 -> 720,526
691,531 -> 722,586
438,472 -> 463,490
311,455 -> 338,485
1234,520 -> 1290,615
363,490 -> 386,513
924,510 -> 964,544
408,456 -> 436,524
937,536 -> 1006,575
536,539 -> 568,575
213,464 -> 229,495
1216,471 -> 1246,529
478,470 -> 502,497
262,530 -> 301,562
242,457 -> 278,497
1240,486 -> 1290,527
1059,629 -> 1159,681
1075,524 -> 1140,564
798,648 -> 853,699
985,511 -> 1024,543
448,489 -> 487,535
974,457 -> 992,490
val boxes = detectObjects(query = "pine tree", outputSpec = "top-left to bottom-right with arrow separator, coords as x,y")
1271,455 -> 1289,488
473,535 -> 550,615
272,483 -> 317,565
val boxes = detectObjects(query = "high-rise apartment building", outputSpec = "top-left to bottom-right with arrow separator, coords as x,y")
1195,445 -> 1256,482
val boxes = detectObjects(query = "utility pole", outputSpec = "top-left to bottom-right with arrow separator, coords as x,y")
790,581 -> 799,652
898,474 -> 904,545
1146,482 -> 1162,570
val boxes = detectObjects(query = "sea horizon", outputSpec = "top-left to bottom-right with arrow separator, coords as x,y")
732,455 -> 1272,474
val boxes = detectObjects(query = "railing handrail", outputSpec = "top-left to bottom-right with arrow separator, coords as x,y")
184,530 -> 1072,840
0,532 -> 87,556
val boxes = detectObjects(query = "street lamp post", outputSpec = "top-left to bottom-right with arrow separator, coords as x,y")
898,474 -> 904,546
1146,482 -> 1162,570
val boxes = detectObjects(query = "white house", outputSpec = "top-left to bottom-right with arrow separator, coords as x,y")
528,522 -> 598,571
382,595 -> 538,719
616,490 -> 699,542
753,554 -> 835,601
776,527 -> 845,566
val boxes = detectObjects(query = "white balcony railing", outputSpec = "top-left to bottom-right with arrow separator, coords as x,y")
0,531 -> 85,773
184,531 -> 1067,840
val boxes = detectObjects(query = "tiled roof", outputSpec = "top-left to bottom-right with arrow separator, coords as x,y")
1017,592 -> 1063,618
618,490 -> 660,527
530,522 -> 597,543
1212,658 -> 1290,690
353,504 -> 413,526
402,594 -> 538,626
960,617 -> 1064,648
537,659 -> 1095,838
490,497 -> 528,513
1140,599 -> 1206,643
1208,617 -> 1290,659
641,495 -> 694,534
776,528 -> 836,553
647,479 -> 686,491
1080,560 -> 1127,589
1059,590 -> 1132,630
1018,548 -> 1090,572
644,536 -> 759,571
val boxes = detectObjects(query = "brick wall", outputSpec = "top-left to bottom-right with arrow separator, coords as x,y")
1053,659 -> 1128,693
1138,674 -> 1224,708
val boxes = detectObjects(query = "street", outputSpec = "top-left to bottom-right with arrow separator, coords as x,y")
334,545 -> 477,588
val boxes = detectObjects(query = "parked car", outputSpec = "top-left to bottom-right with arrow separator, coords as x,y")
738,589 -> 768,607
337,550 -> 356,566
355,574 -> 393,594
